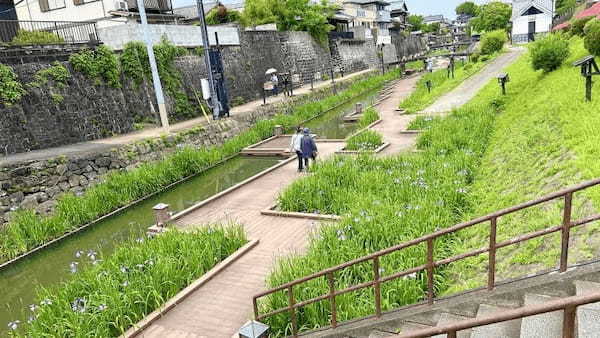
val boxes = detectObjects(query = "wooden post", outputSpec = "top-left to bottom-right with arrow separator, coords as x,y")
586,75 -> 592,102
488,217 -> 497,291
288,286 -> 298,337
563,305 -> 576,338
560,193 -> 573,272
327,272 -> 337,328
427,238 -> 435,305
373,257 -> 382,317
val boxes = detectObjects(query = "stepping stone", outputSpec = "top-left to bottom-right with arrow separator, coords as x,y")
575,280 -> 600,338
471,304 -> 521,338
519,293 -> 563,338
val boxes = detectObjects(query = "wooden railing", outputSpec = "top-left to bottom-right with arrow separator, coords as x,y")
252,178 -> 600,336
391,291 -> 600,338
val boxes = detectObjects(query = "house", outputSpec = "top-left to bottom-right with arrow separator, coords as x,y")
0,0 -> 16,20
388,0 -> 408,29
423,14 -> 444,25
14,0 -> 180,28
553,1 -> 600,31
511,0 -> 554,43
342,0 -> 391,44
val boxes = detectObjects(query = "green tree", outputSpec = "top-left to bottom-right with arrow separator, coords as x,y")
456,1 -> 479,17
424,22 -> 440,34
206,3 -> 241,25
584,18 -> 600,57
240,0 -> 336,45
408,14 -> 424,31
556,0 -> 576,15
471,1 -> 511,32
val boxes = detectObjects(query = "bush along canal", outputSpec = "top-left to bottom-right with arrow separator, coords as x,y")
0,156 -> 277,334
0,69 -> 402,334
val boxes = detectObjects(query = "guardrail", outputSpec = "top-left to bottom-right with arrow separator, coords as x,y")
391,291 -> 600,338
252,178 -> 600,336
0,20 -> 98,45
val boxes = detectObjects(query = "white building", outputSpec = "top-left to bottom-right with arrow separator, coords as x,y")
511,0 -> 555,43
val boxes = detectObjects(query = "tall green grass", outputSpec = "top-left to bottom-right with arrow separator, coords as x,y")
11,226 -> 246,336
268,101 -> 499,335
445,37 -> 600,293
345,130 -> 383,151
400,55 -> 498,113
357,107 -> 380,129
0,69 -> 401,264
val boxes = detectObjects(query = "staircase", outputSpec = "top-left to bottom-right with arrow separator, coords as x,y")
306,260 -> 600,338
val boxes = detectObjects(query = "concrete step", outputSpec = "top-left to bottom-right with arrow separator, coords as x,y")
368,329 -> 397,338
470,304 -> 521,338
398,322 -> 434,335
519,293 -> 563,338
432,313 -> 473,338
575,280 -> 600,338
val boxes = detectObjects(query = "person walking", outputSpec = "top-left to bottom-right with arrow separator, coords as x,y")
300,128 -> 318,171
290,127 -> 304,172
270,73 -> 279,95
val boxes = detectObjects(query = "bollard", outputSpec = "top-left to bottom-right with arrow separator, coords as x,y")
274,125 -> 284,136
355,102 -> 363,114
153,203 -> 170,227
262,89 -> 266,105
147,203 -> 170,236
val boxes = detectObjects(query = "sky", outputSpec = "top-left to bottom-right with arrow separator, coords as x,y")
405,0 -> 488,19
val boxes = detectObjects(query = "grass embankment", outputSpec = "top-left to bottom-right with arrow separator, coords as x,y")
12,226 -> 246,336
0,69 -> 401,265
267,101 -> 499,334
400,54 -> 498,113
445,38 -> 600,293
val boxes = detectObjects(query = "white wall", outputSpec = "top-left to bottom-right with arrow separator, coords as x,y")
15,0 -> 110,22
97,24 -> 240,50
512,13 -> 552,36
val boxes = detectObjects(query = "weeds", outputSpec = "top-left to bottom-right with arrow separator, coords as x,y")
345,130 -> 383,151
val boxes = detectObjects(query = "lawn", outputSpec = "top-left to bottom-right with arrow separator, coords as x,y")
444,37 -> 600,293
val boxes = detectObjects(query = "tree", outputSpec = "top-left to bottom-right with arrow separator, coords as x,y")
205,3 -> 241,25
480,29 -> 506,55
424,22 -> 441,34
456,1 -> 479,17
584,18 -> 600,57
407,14 -> 424,31
471,1 -> 511,32
555,0 -> 576,15
240,0 -> 337,45
530,33 -> 570,72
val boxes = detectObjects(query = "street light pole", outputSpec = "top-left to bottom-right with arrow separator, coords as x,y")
195,0 -> 221,120
137,0 -> 170,130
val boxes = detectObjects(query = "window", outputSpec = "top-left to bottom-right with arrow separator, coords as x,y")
39,0 -> 66,12
73,0 -> 101,6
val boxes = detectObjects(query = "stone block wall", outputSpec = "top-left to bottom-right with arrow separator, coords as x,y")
330,38 -> 378,74
391,32 -> 428,61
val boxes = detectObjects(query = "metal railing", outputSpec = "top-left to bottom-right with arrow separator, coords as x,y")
392,291 -> 600,338
0,20 -> 98,44
252,178 -> 600,336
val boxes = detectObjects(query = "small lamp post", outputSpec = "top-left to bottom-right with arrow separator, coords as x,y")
497,73 -> 510,95
573,55 -> 600,102
239,320 -> 269,338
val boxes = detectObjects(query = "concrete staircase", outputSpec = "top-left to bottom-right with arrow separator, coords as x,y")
306,261 -> 600,338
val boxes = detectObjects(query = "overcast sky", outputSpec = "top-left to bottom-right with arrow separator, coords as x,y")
405,0 -> 489,19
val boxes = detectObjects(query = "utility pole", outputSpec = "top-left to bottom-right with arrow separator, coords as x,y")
137,0 -> 170,130
195,0 -> 221,120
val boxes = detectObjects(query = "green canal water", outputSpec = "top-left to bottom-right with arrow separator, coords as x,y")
0,156 -> 279,333
305,90 -> 380,139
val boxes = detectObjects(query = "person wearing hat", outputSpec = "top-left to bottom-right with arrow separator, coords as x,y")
300,128 -> 318,170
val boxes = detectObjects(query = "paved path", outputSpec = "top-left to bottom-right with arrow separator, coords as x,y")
135,51 -> 524,337
421,48 -> 524,114
0,69 -> 372,166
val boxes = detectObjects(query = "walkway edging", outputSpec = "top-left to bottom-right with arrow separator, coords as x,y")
261,203 -> 341,221
121,239 -> 260,338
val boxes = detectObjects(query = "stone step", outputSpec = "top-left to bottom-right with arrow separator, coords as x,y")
398,322 -> 434,335
432,313 -> 473,338
575,280 -> 600,338
470,304 -> 521,338
519,293 -> 563,338
368,329 -> 398,338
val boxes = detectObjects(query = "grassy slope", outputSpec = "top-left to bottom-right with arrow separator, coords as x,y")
445,38 -> 600,293
399,54 -> 498,113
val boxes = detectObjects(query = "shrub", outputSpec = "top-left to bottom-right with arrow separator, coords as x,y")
407,115 -> 439,130
206,4 -> 241,25
584,18 -> 600,57
69,46 -> 121,88
29,61 -> 71,88
571,17 -> 593,36
17,227 -> 246,336
480,30 -> 506,55
0,63 -> 26,104
529,33 -> 570,72
10,30 -> 64,45
470,52 -> 480,63
345,130 -> 383,151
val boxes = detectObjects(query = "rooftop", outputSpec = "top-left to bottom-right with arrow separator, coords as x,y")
344,0 -> 391,6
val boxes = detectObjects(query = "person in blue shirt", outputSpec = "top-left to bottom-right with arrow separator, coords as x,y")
300,128 -> 318,170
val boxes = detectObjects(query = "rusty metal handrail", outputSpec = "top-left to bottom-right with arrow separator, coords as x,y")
252,178 -> 600,336
391,291 -> 600,338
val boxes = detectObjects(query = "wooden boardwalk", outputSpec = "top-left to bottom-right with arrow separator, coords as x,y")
136,76 -> 421,338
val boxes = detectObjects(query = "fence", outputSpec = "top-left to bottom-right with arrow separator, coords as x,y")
0,20 -> 98,45
252,178 -> 600,336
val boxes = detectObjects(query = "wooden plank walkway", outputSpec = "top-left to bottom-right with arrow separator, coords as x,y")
135,75 -> 421,338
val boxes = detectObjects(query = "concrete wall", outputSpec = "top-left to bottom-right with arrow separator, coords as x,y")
98,24 -> 241,50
